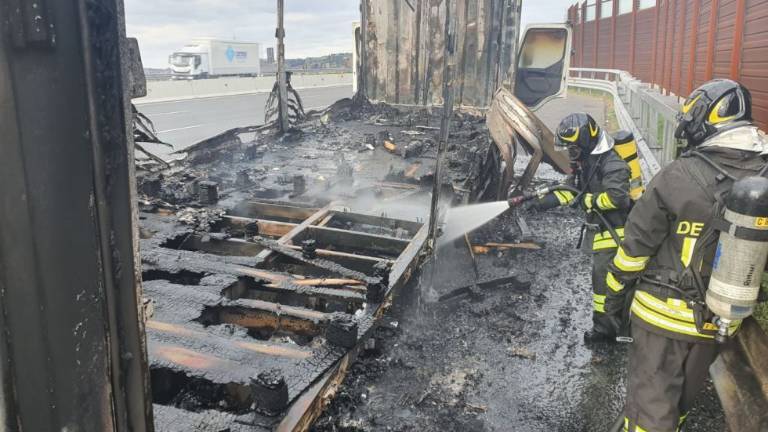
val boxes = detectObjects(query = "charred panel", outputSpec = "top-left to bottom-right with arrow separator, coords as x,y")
362,0 -> 521,108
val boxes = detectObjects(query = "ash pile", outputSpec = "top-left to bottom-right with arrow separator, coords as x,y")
136,99 -> 494,213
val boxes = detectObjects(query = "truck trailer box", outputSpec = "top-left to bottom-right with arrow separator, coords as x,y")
170,38 -> 261,79
197,38 -> 261,76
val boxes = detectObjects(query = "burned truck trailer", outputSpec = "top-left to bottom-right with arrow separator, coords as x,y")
138,102 -> 496,431
0,0 -> 577,431
137,0 -> 576,428
357,0 -> 574,199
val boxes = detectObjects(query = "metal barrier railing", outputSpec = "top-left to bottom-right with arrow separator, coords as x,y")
567,68 -> 685,176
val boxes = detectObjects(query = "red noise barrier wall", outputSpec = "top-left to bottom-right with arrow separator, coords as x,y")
568,0 -> 768,130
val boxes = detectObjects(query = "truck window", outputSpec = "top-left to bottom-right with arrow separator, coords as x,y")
170,54 -> 191,67
518,29 -> 567,71
514,27 -> 568,108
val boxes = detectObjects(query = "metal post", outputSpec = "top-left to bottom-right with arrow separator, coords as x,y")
594,1 -> 601,68
686,0 -> 701,94
276,0 -> 290,132
427,0 -> 457,248
611,0 -> 618,69
705,0 -> 720,81
651,0 -> 660,88
730,0 -> 746,81
659,0 -> 670,94
674,0 -> 687,95
629,0 -> 637,74
580,1 -> 587,67
357,0 -> 369,101
0,0 -> 152,430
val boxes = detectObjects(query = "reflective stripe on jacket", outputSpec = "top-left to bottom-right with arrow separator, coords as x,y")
537,150 -> 632,236
607,139 -> 768,342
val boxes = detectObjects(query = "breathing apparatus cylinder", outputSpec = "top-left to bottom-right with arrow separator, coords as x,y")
706,176 -> 768,342
613,131 -> 644,201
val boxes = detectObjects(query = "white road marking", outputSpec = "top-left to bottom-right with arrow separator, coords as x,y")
150,110 -> 189,116
132,84 -> 352,105
157,125 -> 202,133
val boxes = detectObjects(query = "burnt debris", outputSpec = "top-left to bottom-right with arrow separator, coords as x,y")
137,98 -> 507,431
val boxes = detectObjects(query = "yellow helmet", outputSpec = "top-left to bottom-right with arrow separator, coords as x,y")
556,113 -> 602,161
675,79 -> 753,146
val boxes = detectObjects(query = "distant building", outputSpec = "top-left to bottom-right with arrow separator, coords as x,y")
284,53 -> 352,71
266,47 -> 275,64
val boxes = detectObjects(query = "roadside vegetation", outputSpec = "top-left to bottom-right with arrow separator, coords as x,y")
757,276 -> 768,332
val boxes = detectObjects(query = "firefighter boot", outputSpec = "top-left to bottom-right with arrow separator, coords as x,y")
584,312 -> 617,345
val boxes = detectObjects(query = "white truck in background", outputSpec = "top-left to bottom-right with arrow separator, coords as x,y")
169,38 -> 261,79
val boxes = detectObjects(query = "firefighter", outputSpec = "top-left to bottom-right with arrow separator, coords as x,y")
526,113 -> 632,343
604,79 -> 768,432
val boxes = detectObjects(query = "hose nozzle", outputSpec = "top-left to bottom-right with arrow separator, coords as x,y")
507,195 -> 527,208
508,185 -> 558,208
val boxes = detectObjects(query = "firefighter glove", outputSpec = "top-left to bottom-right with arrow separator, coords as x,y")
580,193 -> 595,213
526,194 -> 561,212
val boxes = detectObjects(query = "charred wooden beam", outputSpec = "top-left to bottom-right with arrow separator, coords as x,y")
276,357 -> 350,432
200,299 -> 340,337
225,276 -> 366,308
291,278 -> 364,287
230,201 -> 319,223
253,237 -> 378,284
181,235 -> 265,257
277,228 -> 429,431
327,210 -> 422,236
147,320 -> 311,360
145,248 -> 365,302
256,206 -> 333,267
221,215 -> 297,238
283,244 -> 390,266
471,242 -> 542,254
302,225 -> 410,257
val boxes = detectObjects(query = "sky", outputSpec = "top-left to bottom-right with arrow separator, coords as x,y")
125,0 -> 576,68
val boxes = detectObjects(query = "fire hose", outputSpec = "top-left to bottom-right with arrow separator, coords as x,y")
508,183 -> 624,246
508,183 -> 632,343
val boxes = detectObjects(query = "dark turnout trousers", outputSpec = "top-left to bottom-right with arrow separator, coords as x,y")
592,248 -> 617,335
623,325 -> 718,432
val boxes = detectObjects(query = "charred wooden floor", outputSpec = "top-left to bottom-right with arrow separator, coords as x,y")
141,199 -> 428,431
134,101 -> 497,431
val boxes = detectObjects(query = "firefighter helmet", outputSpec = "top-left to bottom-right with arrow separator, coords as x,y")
674,79 -> 753,147
556,113 -> 602,161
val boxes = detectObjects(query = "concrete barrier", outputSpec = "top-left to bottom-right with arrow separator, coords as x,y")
134,73 -> 353,104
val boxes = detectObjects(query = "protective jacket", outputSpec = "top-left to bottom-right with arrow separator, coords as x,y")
538,133 -> 631,322
606,126 -> 768,343
540,133 -> 632,250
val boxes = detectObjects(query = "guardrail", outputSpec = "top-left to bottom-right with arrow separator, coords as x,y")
144,69 -> 354,82
568,67 -> 686,175
135,72 -> 353,104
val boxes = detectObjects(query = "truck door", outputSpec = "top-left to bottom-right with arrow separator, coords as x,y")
513,25 -> 572,110
484,24 -> 573,200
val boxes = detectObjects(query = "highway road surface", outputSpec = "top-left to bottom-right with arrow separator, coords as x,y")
135,85 -> 353,159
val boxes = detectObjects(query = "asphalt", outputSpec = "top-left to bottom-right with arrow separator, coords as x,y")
134,85 -> 353,159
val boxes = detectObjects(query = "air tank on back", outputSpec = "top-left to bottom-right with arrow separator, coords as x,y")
706,176 -> 768,342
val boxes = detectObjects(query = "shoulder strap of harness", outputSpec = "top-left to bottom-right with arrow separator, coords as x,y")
680,150 -> 735,205
678,150 -> 768,300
